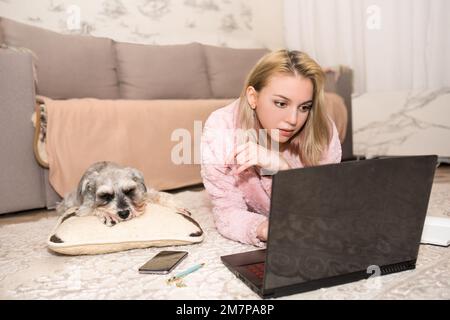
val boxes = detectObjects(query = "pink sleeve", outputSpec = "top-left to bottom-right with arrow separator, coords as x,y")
200,115 -> 267,247
320,119 -> 343,165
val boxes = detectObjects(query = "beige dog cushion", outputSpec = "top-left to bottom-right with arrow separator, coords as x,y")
47,204 -> 204,255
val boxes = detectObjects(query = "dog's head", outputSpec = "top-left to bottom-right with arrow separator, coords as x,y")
77,162 -> 148,221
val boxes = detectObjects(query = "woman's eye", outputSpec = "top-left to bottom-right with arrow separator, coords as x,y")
274,101 -> 287,108
298,105 -> 312,112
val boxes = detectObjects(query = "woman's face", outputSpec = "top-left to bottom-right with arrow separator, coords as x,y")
246,73 -> 314,146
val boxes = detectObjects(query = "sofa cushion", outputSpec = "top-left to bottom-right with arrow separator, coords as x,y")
0,17 -> 119,99
116,42 -> 212,99
203,44 -> 269,99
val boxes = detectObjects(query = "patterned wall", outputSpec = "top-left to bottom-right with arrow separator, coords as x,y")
0,0 -> 284,48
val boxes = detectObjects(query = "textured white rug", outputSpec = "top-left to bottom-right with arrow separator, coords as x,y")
1,187 -> 449,300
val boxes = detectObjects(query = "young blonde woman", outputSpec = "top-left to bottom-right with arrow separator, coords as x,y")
200,50 -> 342,247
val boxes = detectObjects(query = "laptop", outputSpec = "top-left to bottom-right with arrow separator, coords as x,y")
221,155 -> 438,298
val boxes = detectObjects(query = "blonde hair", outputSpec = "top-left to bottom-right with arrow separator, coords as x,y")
237,49 -> 330,167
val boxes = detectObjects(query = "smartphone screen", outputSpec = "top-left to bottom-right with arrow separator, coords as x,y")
138,251 -> 188,274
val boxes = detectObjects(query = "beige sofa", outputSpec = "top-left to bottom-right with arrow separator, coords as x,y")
0,17 -> 354,214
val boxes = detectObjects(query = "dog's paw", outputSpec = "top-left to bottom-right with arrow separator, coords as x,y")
95,211 -> 119,227
102,216 -> 118,227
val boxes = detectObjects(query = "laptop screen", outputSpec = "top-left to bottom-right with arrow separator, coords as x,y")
263,156 -> 436,291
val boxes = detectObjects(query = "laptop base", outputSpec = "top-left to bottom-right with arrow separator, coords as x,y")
222,250 -> 417,299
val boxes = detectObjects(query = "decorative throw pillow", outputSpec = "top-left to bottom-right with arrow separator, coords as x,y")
47,204 -> 204,256
0,17 -> 119,99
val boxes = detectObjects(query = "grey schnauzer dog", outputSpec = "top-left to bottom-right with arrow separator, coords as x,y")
57,161 -> 171,226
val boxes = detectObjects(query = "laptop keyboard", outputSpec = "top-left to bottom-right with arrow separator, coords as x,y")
245,263 -> 265,279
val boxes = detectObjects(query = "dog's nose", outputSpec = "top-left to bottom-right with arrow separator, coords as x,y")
118,210 -> 130,219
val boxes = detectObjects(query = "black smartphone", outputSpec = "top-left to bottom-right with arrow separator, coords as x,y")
138,250 -> 188,274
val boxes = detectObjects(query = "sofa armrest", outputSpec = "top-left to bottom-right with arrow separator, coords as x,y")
0,48 -> 46,214
324,66 -> 354,160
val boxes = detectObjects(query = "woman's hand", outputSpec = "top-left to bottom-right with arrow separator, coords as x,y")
226,141 -> 291,175
256,220 -> 269,242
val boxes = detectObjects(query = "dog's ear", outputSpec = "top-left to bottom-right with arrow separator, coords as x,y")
76,170 -> 98,202
128,168 -> 147,193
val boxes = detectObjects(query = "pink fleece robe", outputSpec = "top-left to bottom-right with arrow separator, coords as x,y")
200,99 -> 342,247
